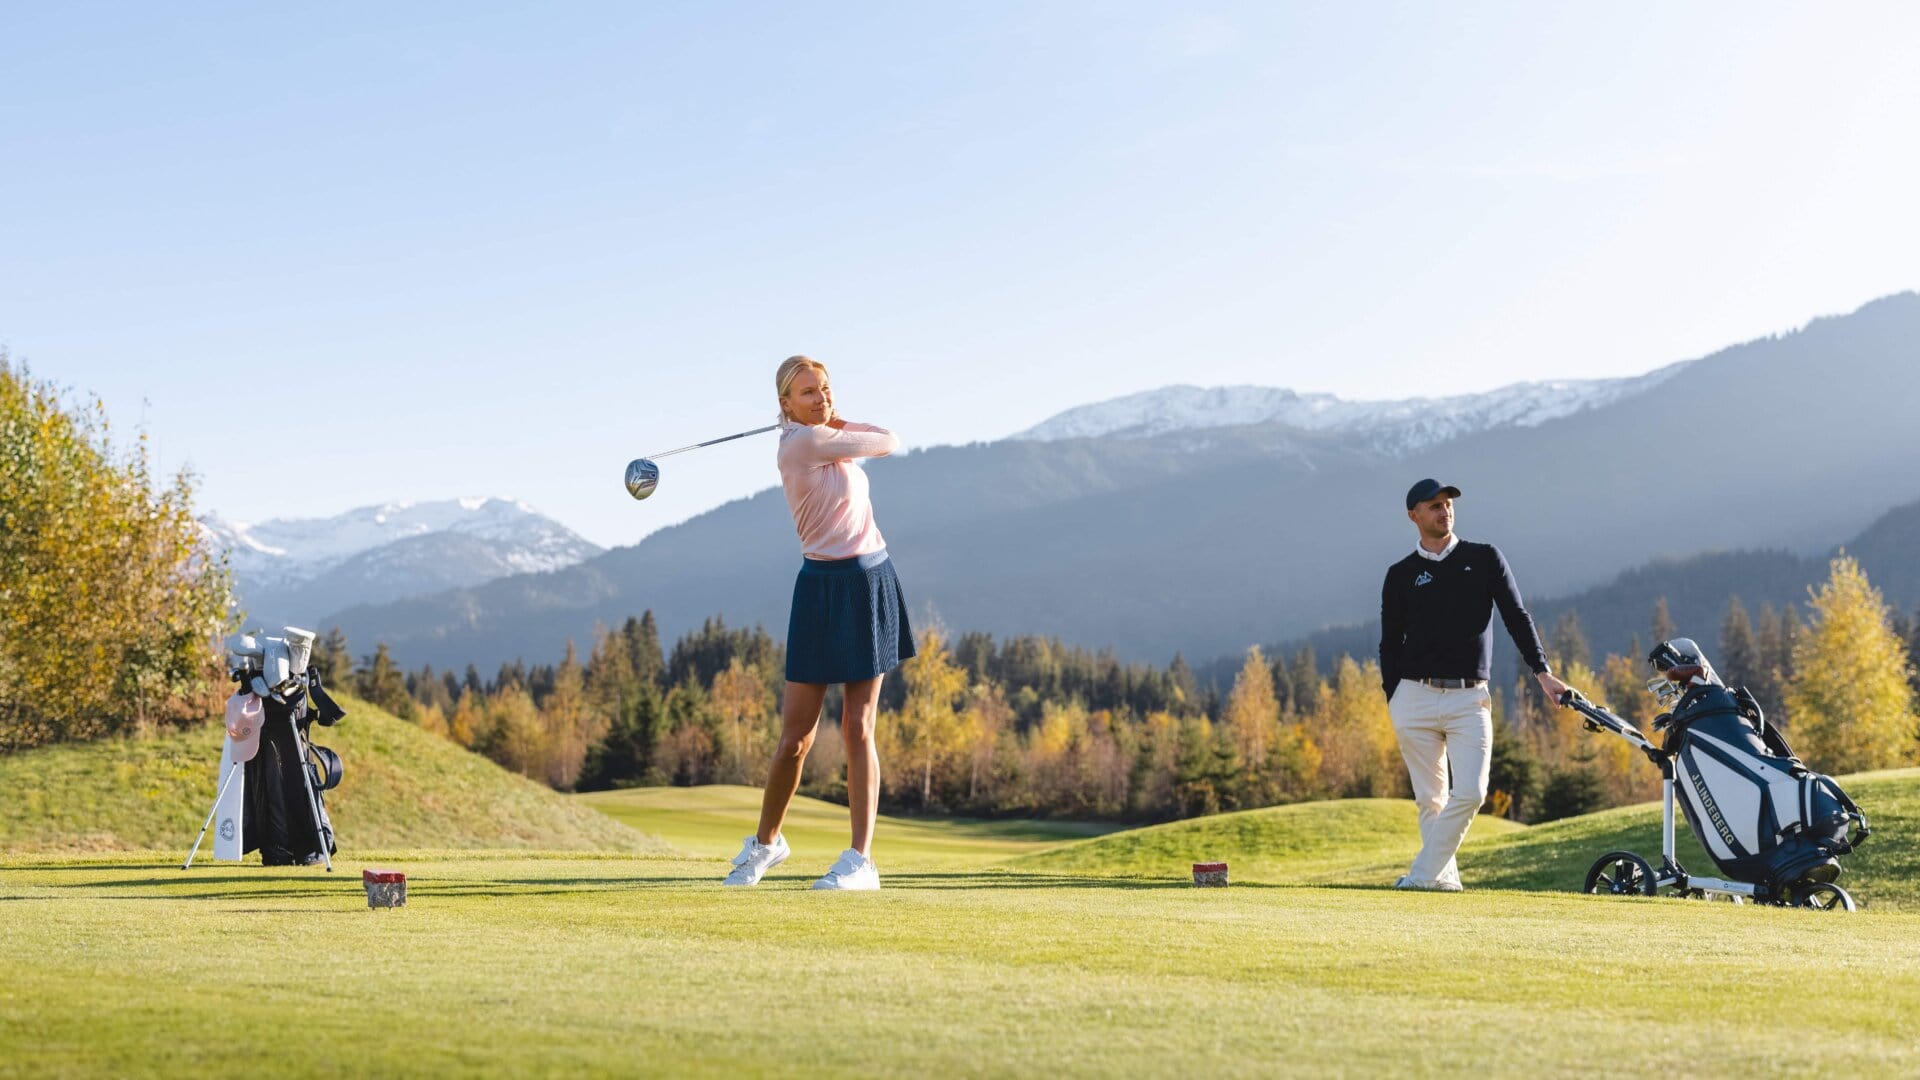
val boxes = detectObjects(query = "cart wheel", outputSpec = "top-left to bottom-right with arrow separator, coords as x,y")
1584,851 -> 1657,897
1788,881 -> 1856,912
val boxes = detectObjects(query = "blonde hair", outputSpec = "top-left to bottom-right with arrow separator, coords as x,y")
775,355 -> 830,423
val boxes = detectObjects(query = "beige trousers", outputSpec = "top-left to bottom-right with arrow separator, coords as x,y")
1388,679 -> 1493,886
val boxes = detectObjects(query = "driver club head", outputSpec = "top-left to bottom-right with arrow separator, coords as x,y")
625,458 -> 661,500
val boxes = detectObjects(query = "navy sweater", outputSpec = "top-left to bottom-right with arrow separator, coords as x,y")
1378,539 -> 1549,700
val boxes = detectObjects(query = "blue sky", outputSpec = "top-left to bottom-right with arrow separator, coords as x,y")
5,4 -> 1919,547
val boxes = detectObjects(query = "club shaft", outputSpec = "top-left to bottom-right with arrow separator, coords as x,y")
645,424 -> 779,461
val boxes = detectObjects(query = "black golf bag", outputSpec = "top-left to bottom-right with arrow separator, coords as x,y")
1659,680 -> 1868,896
232,638 -> 349,864
242,666 -> 347,866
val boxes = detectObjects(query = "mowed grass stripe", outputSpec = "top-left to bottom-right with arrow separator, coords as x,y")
580,784 -> 1117,869
3,855 -> 1918,1077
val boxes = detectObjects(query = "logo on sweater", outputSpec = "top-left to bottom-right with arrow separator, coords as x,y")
1414,571 -> 1433,587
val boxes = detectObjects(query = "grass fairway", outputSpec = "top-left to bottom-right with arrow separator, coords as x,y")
6,776 -> 1919,1074
5,850 -> 1920,1077
580,784 -> 1117,870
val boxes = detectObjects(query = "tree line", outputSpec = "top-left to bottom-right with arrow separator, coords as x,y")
8,358 -> 1916,826
325,553 -> 1917,824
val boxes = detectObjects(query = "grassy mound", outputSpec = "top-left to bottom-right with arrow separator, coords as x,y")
580,784 -> 1115,871
1012,768 -> 1920,909
1010,797 -> 1523,882
0,693 -> 663,855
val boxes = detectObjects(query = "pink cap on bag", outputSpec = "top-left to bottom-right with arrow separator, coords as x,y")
224,692 -> 264,763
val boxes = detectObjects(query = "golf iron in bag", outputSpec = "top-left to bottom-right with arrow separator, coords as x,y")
1561,637 -> 1869,910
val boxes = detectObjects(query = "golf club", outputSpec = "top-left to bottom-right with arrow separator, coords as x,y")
625,424 -> 779,500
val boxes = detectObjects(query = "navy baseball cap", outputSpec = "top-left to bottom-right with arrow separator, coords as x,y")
1405,478 -> 1461,511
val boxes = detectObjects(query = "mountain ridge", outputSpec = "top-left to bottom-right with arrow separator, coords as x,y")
1012,361 -> 1690,451
200,496 -> 603,628
327,293 -> 1920,671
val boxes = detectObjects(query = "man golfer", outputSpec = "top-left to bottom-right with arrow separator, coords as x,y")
1379,479 -> 1571,891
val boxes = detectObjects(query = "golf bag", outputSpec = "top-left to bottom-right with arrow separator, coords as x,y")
227,628 -> 346,866
1650,641 -> 1868,895
245,675 -> 345,865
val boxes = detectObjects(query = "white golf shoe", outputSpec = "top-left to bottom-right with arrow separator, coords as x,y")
811,848 -> 881,891
722,834 -> 789,886
1394,874 -> 1463,892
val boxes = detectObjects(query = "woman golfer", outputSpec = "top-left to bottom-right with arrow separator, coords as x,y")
724,355 -> 915,890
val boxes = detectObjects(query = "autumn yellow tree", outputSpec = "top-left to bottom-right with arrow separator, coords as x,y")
710,656 -> 775,785
539,642 -> 605,790
2,357 -> 232,749
1786,556 -> 1919,773
1304,657 -> 1404,797
887,628 -> 972,806
1223,647 -> 1282,802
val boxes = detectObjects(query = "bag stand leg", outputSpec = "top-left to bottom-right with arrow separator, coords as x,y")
183,762 -> 244,871
288,712 -> 334,872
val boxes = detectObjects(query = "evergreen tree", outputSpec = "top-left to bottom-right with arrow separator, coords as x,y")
1267,657 -> 1294,720
1909,606 -> 1920,700
1650,597 -> 1676,645
1549,611 -> 1591,672
1535,764 -> 1606,822
313,627 -> 353,684
1756,604 -> 1800,727
579,681 -> 665,790
625,612 -> 665,688
1718,596 -> 1761,688
1785,556 -> 1919,773
1289,647 -> 1322,716
357,644 -> 413,718
1486,718 -> 1541,821
953,631 -> 996,683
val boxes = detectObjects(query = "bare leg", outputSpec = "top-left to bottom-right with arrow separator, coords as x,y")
757,682 -> 827,844
841,675 -> 884,856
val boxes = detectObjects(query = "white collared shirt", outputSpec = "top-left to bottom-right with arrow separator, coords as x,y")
1414,535 -> 1459,562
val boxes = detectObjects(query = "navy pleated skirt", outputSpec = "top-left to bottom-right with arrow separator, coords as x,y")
785,549 -> 916,685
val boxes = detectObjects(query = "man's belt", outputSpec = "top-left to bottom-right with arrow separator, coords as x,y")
1414,677 -> 1486,689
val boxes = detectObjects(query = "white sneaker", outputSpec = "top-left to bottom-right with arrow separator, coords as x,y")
811,848 -> 880,891
722,834 -> 788,886
1394,874 -> 1462,892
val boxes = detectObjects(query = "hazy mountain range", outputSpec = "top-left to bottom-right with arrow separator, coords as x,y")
200,498 -> 601,630
314,293 -> 1920,674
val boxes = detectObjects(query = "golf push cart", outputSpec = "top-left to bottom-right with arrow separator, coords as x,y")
1561,638 -> 1870,911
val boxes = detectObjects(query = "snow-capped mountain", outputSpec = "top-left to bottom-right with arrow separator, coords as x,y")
1011,362 -> 1691,454
200,497 -> 602,627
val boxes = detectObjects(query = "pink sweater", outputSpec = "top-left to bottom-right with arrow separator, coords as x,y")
777,420 -> 900,560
